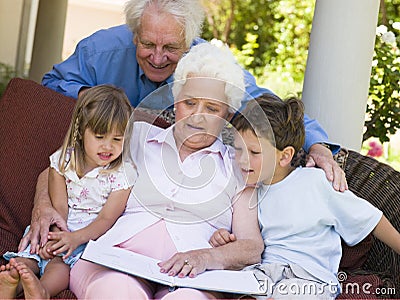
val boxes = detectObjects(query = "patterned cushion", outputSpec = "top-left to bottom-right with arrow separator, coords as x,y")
0,78 -> 76,261
340,235 -> 373,270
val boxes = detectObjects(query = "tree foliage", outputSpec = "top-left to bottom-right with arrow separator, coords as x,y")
201,0 -> 400,143
0,62 -> 16,97
364,29 -> 400,143
202,0 -> 313,88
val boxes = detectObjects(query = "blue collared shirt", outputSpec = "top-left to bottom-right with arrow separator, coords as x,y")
42,24 -> 338,152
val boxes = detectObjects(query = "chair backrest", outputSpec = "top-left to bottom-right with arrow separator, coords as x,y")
344,149 -> 400,288
0,78 -> 76,260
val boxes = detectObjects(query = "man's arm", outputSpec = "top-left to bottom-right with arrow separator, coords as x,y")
158,187 -> 264,277
18,168 -> 67,254
42,39 -> 93,99
48,167 -> 69,221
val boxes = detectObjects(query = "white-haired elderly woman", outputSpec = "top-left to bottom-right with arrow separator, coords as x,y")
69,43 -> 264,300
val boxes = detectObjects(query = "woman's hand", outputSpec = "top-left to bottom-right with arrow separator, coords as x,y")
306,143 -> 348,192
158,249 -> 210,278
209,229 -> 236,247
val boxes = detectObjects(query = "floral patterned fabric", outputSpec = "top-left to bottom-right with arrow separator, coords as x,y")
50,149 -> 131,231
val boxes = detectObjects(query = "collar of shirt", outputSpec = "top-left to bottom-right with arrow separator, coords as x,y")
146,124 -> 227,158
64,165 -> 107,183
138,66 -> 174,87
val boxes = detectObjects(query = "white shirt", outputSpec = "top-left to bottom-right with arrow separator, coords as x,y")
96,122 -> 245,252
50,149 -> 131,231
258,167 -> 382,288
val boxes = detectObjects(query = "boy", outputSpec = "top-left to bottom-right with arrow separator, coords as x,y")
211,94 -> 400,298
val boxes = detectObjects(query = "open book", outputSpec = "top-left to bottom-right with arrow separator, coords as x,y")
82,240 -> 266,295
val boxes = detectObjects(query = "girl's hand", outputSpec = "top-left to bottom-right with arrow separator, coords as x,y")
209,229 -> 236,247
38,240 -> 57,260
47,231 -> 81,259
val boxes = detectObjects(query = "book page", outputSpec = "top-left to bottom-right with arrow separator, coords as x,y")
173,268 -> 264,294
82,240 -> 266,295
82,240 -> 173,286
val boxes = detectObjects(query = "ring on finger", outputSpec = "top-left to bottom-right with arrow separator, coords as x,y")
183,259 -> 193,268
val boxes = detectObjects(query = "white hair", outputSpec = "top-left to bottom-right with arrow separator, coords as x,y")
124,0 -> 205,48
172,43 -> 245,112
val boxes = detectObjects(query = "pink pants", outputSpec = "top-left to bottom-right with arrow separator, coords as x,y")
70,221 -> 221,299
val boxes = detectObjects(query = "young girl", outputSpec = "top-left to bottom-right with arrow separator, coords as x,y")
0,85 -> 133,299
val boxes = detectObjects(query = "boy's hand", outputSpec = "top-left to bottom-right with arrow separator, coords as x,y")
209,229 -> 236,247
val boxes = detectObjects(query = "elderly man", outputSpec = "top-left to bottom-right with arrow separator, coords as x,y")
21,0 -> 346,258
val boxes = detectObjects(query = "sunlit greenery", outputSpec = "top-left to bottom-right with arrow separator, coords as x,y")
0,62 -> 16,97
365,25 -> 400,144
202,0 -> 400,149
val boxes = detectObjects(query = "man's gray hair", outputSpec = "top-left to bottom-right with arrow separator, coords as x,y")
124,0 -> 205,48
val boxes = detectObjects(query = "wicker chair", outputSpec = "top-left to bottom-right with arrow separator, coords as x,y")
341,149 -> 400,298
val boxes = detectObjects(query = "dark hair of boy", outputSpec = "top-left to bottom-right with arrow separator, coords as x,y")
232,93 -> 306,155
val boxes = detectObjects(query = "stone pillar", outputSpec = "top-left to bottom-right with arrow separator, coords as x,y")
28,0 -> 67,83
302,0 -> 380,151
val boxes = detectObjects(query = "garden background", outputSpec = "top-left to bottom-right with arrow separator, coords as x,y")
0,0 -> 399,169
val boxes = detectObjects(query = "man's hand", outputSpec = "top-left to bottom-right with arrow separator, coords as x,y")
306,143 -> 348,192
209,229 -> 236,247
18,168 -> 68,254
18,204 -> 67,254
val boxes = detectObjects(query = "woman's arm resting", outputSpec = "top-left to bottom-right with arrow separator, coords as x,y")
18,168 -> 67,253
158,187 -> 264,278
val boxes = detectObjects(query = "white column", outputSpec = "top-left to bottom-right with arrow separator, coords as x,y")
28,0 -> 68,83
302,0 -> 380,151
15,0 -> 34,77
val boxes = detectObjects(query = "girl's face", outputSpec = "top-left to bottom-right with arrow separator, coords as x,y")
234,129 -> 278,186
174,77 -> 232,155
82,128 -> 124,173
